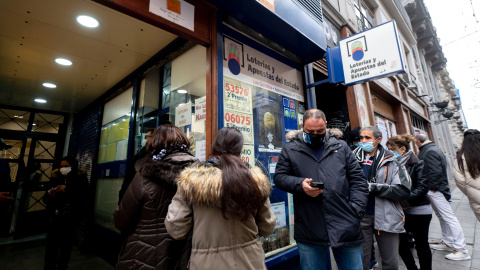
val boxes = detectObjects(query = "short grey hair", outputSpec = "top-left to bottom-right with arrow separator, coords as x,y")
303,109 -> 326,124
360,126 -> 382,140
415,133 -> 428,143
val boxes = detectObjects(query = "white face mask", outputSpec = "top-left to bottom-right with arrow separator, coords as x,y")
60,167 -> 72,176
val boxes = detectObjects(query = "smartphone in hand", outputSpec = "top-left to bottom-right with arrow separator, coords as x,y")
310,182 -> 324,189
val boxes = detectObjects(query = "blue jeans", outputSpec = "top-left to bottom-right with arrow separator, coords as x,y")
297,242 -> 363,270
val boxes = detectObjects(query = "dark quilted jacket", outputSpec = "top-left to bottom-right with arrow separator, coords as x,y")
114,152 -> 198,270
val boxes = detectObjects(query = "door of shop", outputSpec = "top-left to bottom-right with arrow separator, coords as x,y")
0,106 -> 68,239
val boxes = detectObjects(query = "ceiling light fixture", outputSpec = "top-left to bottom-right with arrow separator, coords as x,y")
177,89 -> 188,94
42,82 -> 57,88
55,58 -> 72,66
34,98 -> 47,103
76,15 -> 99,28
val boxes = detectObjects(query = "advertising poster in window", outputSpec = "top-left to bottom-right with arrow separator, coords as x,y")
224,77 -> 253,113
175,103 -> 192,127
375,115 -> 397,148
256,93 -> 283,152
283,97 -> 297,136
224,109 -> 254,144
241,144 -> 255,168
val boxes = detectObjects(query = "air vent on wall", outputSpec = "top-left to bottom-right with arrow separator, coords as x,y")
293,0 -> 324,24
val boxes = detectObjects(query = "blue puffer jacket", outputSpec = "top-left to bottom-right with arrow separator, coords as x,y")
274,130 -> 368,248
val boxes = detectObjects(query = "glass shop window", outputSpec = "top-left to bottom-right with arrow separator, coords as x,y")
164,45 -> 207,161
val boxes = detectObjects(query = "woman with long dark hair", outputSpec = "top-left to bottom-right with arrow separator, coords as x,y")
454,129 -> 480,221
114,124 -> 198,270
165,127 -> 276,270
386,134 -> 431,270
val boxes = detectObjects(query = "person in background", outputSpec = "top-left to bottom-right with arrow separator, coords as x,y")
454,129 -> 480,221
387,134 -> 432,270
115,124 -> 197,270
350,127 -> 380,270
43,156 -> 89,270
118,128 -> 154,204
415,133 -> 471,261
166,127 -> 276,270
274,109 -> 368,270
0,139 -> 14,237
353,126 -> 410,270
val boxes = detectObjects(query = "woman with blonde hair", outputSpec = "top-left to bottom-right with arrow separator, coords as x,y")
165,127 -> 276,270
454,129 -> 480,221
386,134 -> 431,270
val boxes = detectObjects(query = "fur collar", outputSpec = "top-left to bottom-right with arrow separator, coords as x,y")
135,152 -> 197,186
176,165 -> 272,206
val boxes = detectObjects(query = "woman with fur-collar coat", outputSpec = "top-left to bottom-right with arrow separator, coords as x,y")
166,127 -> 276,270
114,125 -> 198,270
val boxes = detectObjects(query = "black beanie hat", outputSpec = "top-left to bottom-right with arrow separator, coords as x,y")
350,127 -> 361,142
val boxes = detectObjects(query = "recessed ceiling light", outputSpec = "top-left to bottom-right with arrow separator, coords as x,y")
34,98 -> 47,103
32,123 -> 37,126
55,58 -> 72,66
76,15 -> 99,28
42,83 -> 57,88
177,89 -> 188,94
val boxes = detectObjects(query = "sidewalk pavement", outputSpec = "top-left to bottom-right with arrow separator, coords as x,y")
392,187 -> 480,270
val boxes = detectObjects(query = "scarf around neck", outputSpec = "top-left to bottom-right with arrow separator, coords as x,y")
152,143 -> 189,161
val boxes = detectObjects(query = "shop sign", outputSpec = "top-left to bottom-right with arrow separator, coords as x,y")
175,103 -> 192,127
271,202 -> 286,229
195,96 -> 207,122
329,20 -> 405,85
223,36 -> 304,102
149,0 -> 195,31
224,109 -> 254,144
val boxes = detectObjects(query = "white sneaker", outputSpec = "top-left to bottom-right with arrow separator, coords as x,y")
445,250 -> 471,261
430,242 -> 454,251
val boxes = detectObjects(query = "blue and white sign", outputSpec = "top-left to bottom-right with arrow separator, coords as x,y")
338,20 -> 405,85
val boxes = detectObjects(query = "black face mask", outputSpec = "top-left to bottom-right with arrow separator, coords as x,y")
306,133 -> 325,147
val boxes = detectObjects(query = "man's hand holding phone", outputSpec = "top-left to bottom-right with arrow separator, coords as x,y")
302,178 -> 323,197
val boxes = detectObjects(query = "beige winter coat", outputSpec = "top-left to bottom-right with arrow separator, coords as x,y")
453,155 -> 480,221
165,163 -> 276,270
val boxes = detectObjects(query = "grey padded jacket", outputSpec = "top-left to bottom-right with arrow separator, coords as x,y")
353,146 -> 411,233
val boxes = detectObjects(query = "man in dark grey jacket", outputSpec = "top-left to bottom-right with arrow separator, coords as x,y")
416,133 -> 470,261
274,109 -> 368,270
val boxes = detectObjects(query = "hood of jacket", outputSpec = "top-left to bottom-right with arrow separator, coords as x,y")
175,164 -> 272,206
135,152 -> 197,187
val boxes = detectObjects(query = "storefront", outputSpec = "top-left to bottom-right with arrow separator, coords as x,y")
69,0 -> 327,267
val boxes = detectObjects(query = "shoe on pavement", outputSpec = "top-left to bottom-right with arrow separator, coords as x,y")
445,250 -> 471,261
369,259 -> 379,270
430,242 -> 454,251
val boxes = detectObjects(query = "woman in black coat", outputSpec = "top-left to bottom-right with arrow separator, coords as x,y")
387,134 -> 431,270
42,156 -> 89,270
114,124 -> 198,270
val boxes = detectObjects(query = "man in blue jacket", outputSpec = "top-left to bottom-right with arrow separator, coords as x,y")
274,109 -> 368,270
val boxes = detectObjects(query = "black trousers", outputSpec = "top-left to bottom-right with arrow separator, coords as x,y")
44,217 -> 76,270
399,214 -> 432,270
